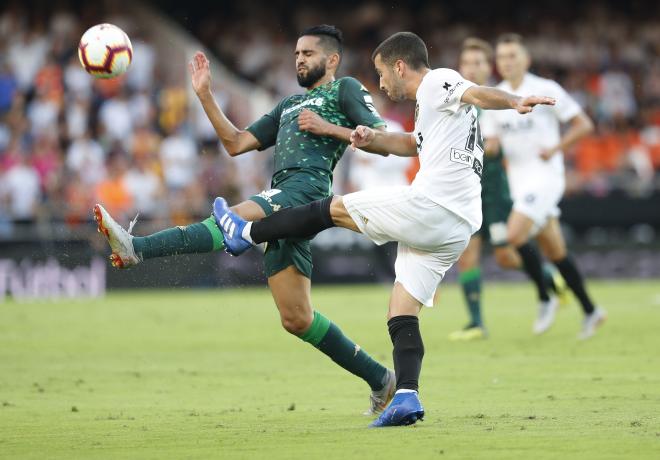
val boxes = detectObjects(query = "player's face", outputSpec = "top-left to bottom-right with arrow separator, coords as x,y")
295,36 -> 329,88
374,54 -> 406,101
496,42 -> 530,81
459,49 -> 492,86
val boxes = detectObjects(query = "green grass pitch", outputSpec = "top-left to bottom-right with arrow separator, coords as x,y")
1,281 -> 659,459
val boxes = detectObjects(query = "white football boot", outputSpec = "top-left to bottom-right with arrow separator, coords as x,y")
364,369 -> 396,416
578,308 -> 607,340
533,295 -> 559,335
93,204 -> 140,269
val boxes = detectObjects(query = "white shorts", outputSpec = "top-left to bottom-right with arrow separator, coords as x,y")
511,181 -> 563,233
509,168 -> 565,235
343,186 -> 471,307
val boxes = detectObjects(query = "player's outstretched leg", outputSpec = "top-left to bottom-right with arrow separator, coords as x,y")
213,195 -> 336,255
94,204 -> 225,268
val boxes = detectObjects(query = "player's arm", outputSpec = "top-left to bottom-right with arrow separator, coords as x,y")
189,51 -> 260,156
461,86 -> 556,114
298,109 -> 386,142
350,126 -> 418,157
540,112 -> 594,160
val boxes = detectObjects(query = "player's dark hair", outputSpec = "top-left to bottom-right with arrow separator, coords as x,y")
496,33 -> 525,47
299,24 -> 343,56
461,37 -> 494,62
371,32 -> 429,70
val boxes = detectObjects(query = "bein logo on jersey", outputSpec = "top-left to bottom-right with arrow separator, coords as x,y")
450,148 -> 482,178
450,148 -> 475,166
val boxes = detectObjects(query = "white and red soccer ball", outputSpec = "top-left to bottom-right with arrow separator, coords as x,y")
78,23 -> 132,79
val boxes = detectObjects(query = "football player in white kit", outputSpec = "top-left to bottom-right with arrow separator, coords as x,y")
212,32 -> 555,427
480,34 -> 606,339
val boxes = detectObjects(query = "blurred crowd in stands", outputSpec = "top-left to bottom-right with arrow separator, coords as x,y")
0,0 -> 659,236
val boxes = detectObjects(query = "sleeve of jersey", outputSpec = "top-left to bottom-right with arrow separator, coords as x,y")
245,99 -> 284,151
428,68 -> 476,113
550,82 -> 583,123
339,78 -> 387,128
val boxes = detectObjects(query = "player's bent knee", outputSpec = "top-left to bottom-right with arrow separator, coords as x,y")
329,196 -> 348,221
279,312 -> 313,336
330,196 -> 359,232
494,248 -> 519,269
544,246 -> 567,263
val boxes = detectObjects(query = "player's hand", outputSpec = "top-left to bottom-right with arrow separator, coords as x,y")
189,51 -> 212,96
298,109 -> 330,136
539,147 -> 558,161
350,125 -> 375,150
514,95 -> 555,114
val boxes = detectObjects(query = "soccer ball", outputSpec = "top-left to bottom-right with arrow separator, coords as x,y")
78,24 -> 132,79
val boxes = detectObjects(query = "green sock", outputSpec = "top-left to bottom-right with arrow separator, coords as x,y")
132,216 -> 224,261
300,311 -> 388,391
459,268 -> 483,327
542,263 -> 558,294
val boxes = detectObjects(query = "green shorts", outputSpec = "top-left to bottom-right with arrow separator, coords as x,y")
479,194 -> 513,246
249,175 -> 330,279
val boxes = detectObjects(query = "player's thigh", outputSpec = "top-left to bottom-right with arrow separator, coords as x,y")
535,217 -> 567,262
330,196 -> 360,232
231,199 -> 267,220
457,235 -> 482,272
507,210 -> 535,247
268,265 -> 314,334
388,281 -> 423,319
395,239 -> 468,309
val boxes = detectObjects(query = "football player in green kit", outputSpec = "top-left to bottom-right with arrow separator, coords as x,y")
448,38 -> 566,341
93,25 -> 396,415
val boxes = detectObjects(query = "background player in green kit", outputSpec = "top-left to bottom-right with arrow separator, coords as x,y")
93,25 -> 396,415
448,38 -> 566,341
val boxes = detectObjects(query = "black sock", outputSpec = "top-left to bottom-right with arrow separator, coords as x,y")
388,315 -> 424,392
250,196 -> 334,244
517,243 -> 550,302
554,256 -> 595,315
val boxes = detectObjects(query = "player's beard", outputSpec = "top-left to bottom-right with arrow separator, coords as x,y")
388,79 -> 407,101
297,60 -> 327,88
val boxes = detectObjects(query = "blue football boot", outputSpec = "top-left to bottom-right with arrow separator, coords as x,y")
369,391 -> 425,427
212,197 -> 253,256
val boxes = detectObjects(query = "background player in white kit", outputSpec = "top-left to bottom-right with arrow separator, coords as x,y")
212,32 -> 555,427
480,34 -> 606,339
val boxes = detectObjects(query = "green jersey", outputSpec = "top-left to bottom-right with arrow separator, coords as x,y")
246,77 -> 386,192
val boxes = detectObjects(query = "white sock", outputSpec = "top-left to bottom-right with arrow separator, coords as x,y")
395,389 -> 417,395
241,221 -> 254,244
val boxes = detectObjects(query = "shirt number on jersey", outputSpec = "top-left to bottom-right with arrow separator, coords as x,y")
465,113 -> 484,153
416,132 -> 424,151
